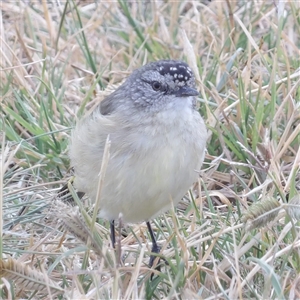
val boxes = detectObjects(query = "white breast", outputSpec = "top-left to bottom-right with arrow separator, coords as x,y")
71,98 -> 207,223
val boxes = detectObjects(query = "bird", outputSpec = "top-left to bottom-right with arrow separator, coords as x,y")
68,59 -> 207,266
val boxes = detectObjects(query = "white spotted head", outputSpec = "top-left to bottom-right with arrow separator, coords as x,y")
100,60 -> 199,115
155,60 -> 195,87
126,60 -> 198,112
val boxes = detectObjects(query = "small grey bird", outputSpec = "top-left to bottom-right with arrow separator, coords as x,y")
69,60 -> 207,264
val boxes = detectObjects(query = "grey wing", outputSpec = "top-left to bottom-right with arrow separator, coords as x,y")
100,88 -> 124,115
69,113 -> 116,197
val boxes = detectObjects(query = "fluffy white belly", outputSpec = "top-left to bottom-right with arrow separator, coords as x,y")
99,139 -> 200,222
72,108 -> 206,223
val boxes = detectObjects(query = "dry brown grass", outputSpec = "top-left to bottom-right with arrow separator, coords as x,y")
1,1 -> 300,299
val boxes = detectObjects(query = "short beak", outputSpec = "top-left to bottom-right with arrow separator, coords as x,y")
175,86 -> 199,97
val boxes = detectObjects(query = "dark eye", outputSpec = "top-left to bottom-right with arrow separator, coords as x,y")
151,81 -> 161,91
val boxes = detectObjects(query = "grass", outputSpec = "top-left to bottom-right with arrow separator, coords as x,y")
1,0 -> 300,299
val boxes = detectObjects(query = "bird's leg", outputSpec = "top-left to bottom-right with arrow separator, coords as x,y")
146,221 -> 160,267
110,219 -> 123,267
110,220 -> 116,248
